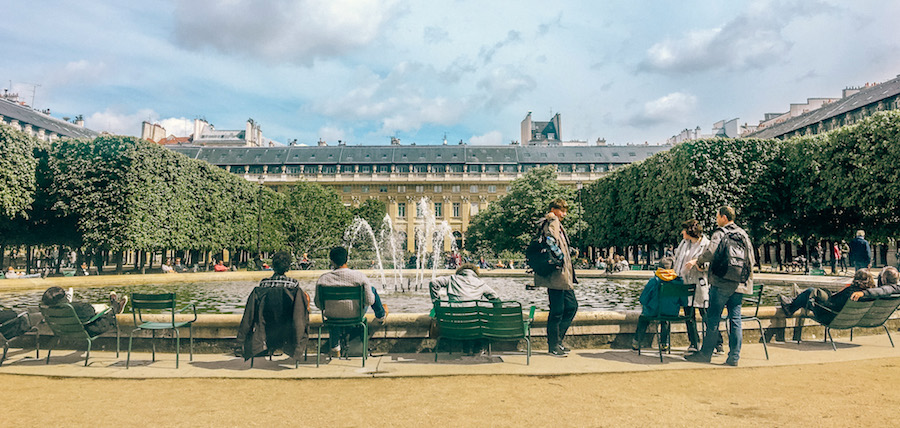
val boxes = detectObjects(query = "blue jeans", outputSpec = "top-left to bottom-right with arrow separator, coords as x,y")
698,286 -> 743,362
329,286 -> 385,348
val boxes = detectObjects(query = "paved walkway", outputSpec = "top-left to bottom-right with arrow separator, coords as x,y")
2,331 -> 896,379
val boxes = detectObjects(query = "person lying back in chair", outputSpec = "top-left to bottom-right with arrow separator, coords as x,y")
779,269 -> 875,323
40,286 -> 127,336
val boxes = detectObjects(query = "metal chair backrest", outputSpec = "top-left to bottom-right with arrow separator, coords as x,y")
131,293 -> 177,326
433,300 -> 484,341
317,285 -> 367,321
741,283 -> 765,318
483,301 -> 527,340
856,295 -> 900,328
826,299 -> 873,329
40,303 -> 90,340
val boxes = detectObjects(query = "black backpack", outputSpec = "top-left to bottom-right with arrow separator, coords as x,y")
525,220 -> 565,277
710,226 -> 751,283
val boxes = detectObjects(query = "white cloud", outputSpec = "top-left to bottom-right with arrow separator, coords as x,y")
469,130 -> 503,145
84,108 -> 156,136
476,67 -> 536,110
158,117 -> 195,137
627,92 -> 697,127
315,62 -> 468,134
639,0 -> 832,73
173,0 -> 401,65
317,126 -> 348,143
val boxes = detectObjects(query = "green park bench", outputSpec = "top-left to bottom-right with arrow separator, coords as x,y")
432,300 -> 536,365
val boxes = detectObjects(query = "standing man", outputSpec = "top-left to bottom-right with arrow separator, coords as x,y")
684,206 -> 755,366
848,230 -> 871,271
314,246 -> 388,356
534,198 -> 578,357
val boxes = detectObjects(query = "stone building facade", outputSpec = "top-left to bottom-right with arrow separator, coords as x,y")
169,144 -> 669,251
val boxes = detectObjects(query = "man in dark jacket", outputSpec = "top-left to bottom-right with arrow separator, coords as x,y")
236,252 -> 310,361
848,230 -> 871,271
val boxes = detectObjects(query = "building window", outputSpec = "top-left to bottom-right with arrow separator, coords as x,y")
452,202 -> 460,217
434,202 -> 443,217
341,165 -> 354,173
488,185 -> 496,193
359,165 -> 372,173
470,203 -> 479,216
416,185 -> 424,193
361,186 -> 369,193
398,203 -> 406,218
434,185 -> 442,193
396,165 -> 409,173
398,185 -> 406,193
377,165 -> 390,173
343,186 -> 352,193
469,185 -> 478,193
379,186 -> 388,193
416,204 -> 423,218
452,185 -> 460,193
432,164 -> 445,173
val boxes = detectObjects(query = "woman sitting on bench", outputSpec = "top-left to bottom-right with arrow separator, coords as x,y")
850,266 -> 900,302
778,269 -> 875,322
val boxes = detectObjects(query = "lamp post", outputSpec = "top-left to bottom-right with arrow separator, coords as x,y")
257,174 -> 265,257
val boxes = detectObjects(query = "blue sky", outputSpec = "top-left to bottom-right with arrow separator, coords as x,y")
3,0 -> 899,145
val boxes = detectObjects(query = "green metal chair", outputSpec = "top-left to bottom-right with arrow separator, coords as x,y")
849,294 -> 900,347
127,293 -> 196,368
316,285 -> 368,368
1,310 -> 39,366
39,303 -> 119,366
737,283 -> 769,359
483,301 -> 536,365
637,280 -> 695,362
804,299 -> 873,351
433,300 -> 486,362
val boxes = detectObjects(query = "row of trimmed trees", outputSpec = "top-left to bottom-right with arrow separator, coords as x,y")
466,111 -> 900,267
579,110 -> 900,266
0,126 -> 384,273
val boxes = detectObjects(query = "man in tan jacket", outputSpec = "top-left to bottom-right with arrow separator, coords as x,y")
534,198 -> 578,356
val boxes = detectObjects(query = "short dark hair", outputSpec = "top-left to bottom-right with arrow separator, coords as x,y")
329,246 -> 349,267
852,269 -> 876,290
549,198 -> 569,211
681,219 -> 702,238
271,251 -> 292,275
41,286 -> 67,306
658,257 -> 674,269
718,206 -> 735,222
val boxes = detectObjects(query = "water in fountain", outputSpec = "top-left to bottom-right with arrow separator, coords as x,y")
379,214 -> 405,291
412,197 -> 457,290
344,217 -> 387,289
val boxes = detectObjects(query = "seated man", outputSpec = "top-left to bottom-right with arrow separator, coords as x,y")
236,252 -> 310,360
173,258 -> 187,273
850,266 -> 900,301
315,247 -> 388,356
429,263 -> 498,355
632,257 -> 693,351
779,269 -> 875,323
41,287 -> 127,336
429,263 -> 498,302
213,260 -> 228,272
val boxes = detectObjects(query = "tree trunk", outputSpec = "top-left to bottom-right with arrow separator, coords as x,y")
0,244 -> 5,272
115,250 -> 124,274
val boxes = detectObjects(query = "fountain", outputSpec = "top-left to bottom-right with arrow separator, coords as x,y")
342,197 -> 458,292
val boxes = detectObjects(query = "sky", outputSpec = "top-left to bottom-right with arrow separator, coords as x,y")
3,0 -> 899,146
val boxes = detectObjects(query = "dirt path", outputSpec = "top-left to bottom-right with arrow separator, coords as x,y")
3,357 -> 899,427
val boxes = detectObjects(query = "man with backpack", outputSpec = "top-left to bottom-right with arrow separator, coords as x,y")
684,206 -> 755,366
531,198 -> 578,357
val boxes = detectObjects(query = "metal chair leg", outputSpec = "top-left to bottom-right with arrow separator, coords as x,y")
1,343 -> 8,367
84,339 -> 91,367
656,322 -> 664,363
175,328 -> 180,369
884,325 -> 895,347
827,328 -> 837,351
46,337 -> 58,364
756,319 -> 769,360
316,326 -> 323,367
151,329 -> 156,362
189,324 -> 193,361
361,322 -> 367,368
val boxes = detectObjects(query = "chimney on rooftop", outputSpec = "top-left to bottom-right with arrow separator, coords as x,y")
318,139 -> 327,146
75,115 -> 84,127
